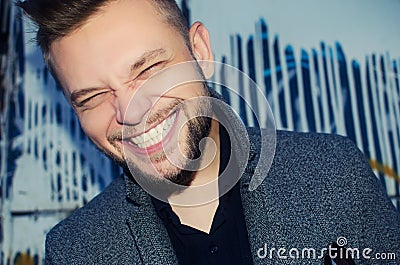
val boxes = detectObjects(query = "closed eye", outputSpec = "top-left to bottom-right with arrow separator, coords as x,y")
73,90 -> 113,110
135,61 -> 165,81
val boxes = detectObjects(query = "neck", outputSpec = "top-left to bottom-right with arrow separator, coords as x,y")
168,119 -> 221,233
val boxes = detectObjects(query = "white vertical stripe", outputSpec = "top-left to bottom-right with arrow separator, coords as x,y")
368,57 -> 383,176
229,36 -> 240,115
30,99 -> 35,153
370,56 -> 389,189
383,53 -> 398,195
308,49 -> 322,132
324,46 -> 337,133
347,59 -> 364,151
317,47 -> 331,133
23,75 -> 30,153
331,47 -> 346,135
254,22 -> 268,128
281,48 -> 294,131
360,57 -> 377,174
295,49 -> 309,132
241,37 -> 255,127
377,56 -> 393,169
269,38 -> 282,130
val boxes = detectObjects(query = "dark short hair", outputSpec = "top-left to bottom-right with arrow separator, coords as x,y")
17,0 -> 190,75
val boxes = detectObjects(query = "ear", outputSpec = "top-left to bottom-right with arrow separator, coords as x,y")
189,21 -> 214,78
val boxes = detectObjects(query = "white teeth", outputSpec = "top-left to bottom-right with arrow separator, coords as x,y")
148,129 -> 158,138
156,124 -> 163,136
128,112 -> 177,149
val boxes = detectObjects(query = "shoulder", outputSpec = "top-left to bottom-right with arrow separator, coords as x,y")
248,128 -> 367,168
272,130 -> 374,181
248,129 -> 400,257
276,129 -> 358,155
45,175 -> 131,264
247,128 -> 398,223
257,129 -> 377,193
52,174 -> 127,230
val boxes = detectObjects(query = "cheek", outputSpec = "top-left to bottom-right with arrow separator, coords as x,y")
78,105 -> 116,143
169,83 -> 206,99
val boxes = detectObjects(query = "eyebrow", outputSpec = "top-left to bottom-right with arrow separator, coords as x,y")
70,48 -> 168,105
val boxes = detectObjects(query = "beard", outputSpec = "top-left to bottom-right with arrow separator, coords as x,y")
156,110 -> 212,186
101,87 -> 213,194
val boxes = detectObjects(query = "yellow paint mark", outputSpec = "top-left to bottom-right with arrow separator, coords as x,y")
369,160 -> 400,185
13,253 -> 34,265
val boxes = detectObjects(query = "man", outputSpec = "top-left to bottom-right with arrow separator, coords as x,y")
18,0 -> 400,264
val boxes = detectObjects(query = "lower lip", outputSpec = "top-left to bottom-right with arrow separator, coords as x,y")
122,111 -> 179,156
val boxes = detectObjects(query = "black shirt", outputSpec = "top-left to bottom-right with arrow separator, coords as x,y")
151,126 -> 253,265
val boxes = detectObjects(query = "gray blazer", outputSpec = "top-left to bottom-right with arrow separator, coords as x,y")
45,129 -> 400,264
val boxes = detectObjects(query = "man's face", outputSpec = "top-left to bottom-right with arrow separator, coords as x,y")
50,0 -> 214,185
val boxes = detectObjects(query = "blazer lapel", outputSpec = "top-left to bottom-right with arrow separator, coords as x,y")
240,169 -> 273,265
126,203 -> 178,265
124,175 -> 179,265
240,169 -> 293,265
239,128 -> 283,265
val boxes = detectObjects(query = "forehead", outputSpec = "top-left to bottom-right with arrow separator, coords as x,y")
49,0 -> 183,93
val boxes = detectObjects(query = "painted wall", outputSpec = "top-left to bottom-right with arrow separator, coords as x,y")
1,2 -> 119,264
185,0 -> 400,205
1,0 -> 399,264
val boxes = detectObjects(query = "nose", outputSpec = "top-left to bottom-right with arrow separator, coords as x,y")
114,89 -> 153,125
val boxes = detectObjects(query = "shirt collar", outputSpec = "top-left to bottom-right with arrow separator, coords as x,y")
151,123 -> 235,222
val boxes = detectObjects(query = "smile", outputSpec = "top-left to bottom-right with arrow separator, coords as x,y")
123,111 -> 178,155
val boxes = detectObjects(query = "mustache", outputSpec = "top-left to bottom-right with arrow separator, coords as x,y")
146,98 -> 182,125
108,130 -> 122,143
107,99 -> 183,142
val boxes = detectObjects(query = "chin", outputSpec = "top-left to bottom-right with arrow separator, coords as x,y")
126,149 -> 194,185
